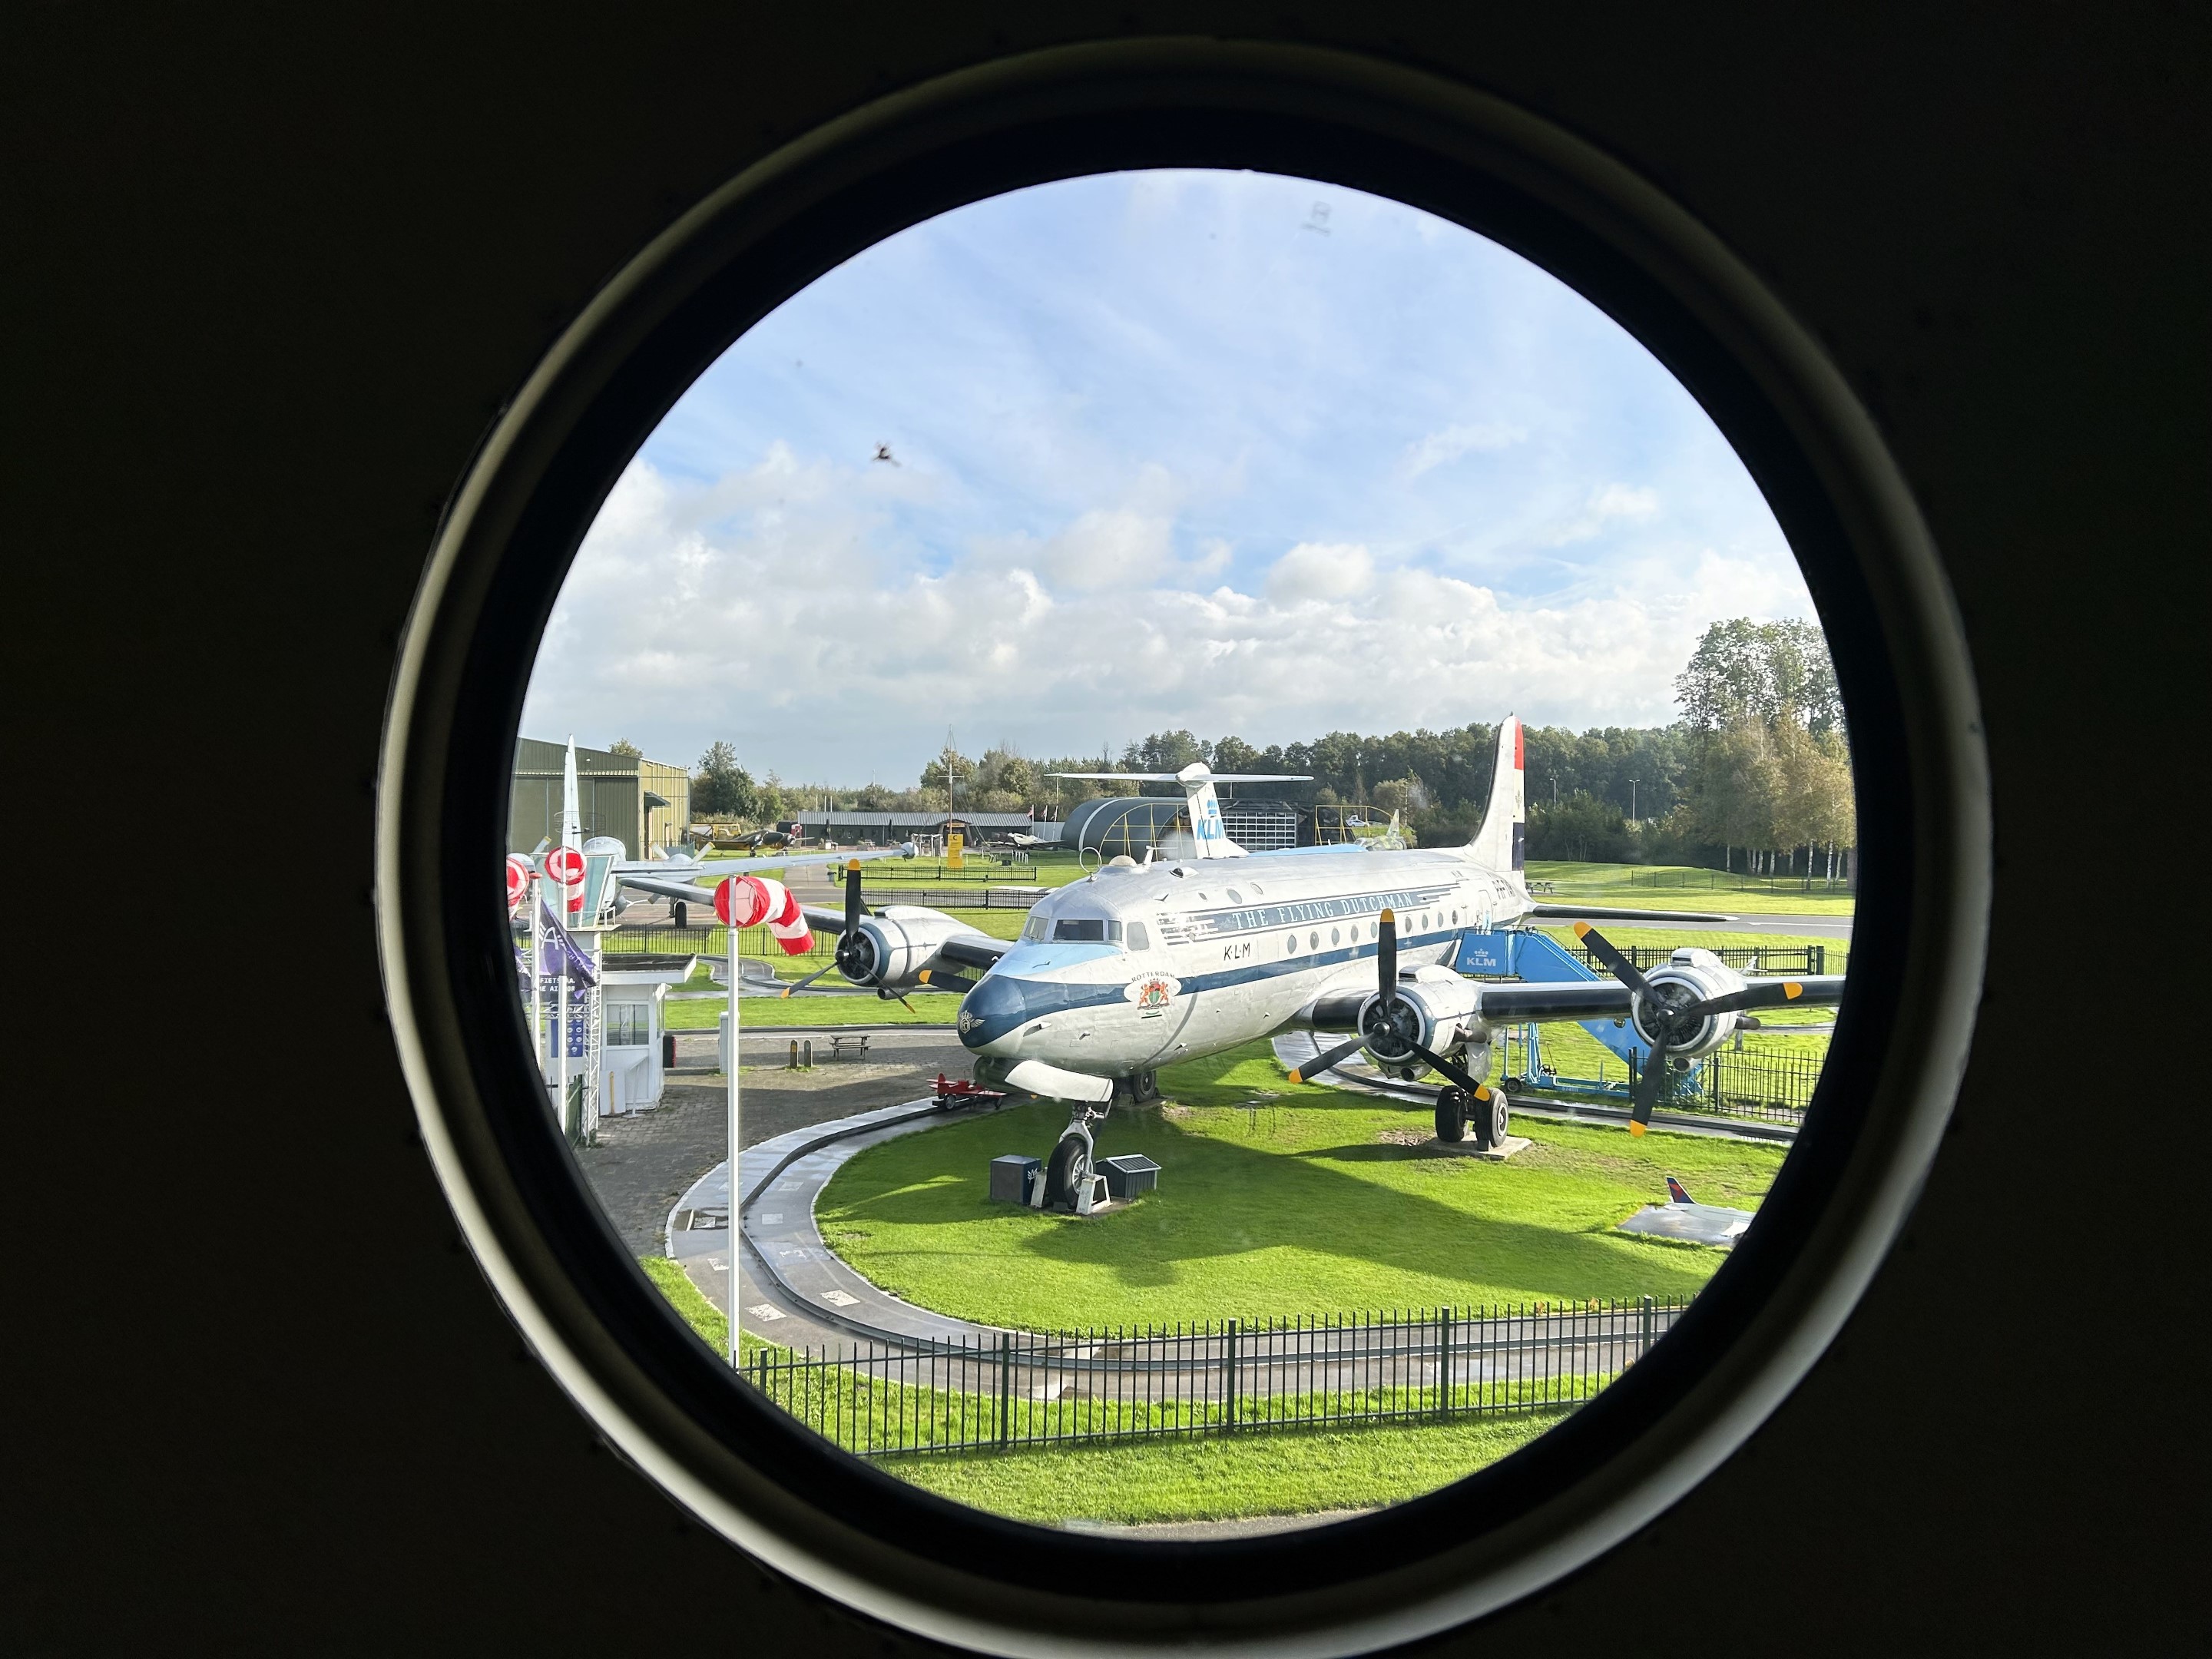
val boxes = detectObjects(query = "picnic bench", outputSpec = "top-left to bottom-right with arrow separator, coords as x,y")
828,1032 -> 872,1061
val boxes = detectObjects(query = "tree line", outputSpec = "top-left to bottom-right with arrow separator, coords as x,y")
664,618 -> 1856,874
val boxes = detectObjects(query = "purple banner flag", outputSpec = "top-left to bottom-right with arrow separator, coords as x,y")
534,898 -> 600,988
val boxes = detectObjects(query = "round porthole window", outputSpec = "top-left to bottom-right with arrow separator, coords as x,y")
379,39 -> 1986,1659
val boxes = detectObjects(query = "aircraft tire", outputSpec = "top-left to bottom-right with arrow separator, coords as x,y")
1131,1070 -> 1159,1103
1476,1091 -> 1509,1150
673,901 -> 687,930
1044,1134 -> 1091,1210
1434,1088 -> 1469,1143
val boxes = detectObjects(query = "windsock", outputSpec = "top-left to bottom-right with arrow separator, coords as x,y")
543,844 -> 587,917
505,854 -> 534,914
714,874 -> 815,956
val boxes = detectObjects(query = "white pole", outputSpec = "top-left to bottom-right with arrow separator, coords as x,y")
727,906 -> 741,1368
558,898 -> 571,1137
531,879 -> 545,1086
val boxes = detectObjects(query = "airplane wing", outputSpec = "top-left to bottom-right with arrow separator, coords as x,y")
1470,975 -> 1846,1021
936,935 -> 1011,970
612,843 -> 917,906
1297,975 -> 1848,1031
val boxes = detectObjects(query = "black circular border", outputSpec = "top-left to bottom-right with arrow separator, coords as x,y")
378,39 -> 1988,1656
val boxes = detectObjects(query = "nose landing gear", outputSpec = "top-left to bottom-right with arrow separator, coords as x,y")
1043,1124 -> 1095,1209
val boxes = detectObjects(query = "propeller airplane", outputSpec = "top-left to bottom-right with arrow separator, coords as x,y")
592,718 -> 1846,1207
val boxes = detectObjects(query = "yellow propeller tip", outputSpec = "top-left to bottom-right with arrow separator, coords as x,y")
1286,1071 -> 1304,1085
1379,906 -> 1395,922
1784,981 -> 1803,998
1628,1121 -> 1647,1137
1572,921 -> 1591,938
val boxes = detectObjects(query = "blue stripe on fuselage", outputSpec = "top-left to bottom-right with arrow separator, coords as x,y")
955,929 -> 1465,1050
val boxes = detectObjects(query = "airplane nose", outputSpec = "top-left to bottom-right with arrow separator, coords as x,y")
957,974 -> 1029,1055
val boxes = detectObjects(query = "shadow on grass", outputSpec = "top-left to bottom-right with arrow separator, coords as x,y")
820,1055 -> 1727,1309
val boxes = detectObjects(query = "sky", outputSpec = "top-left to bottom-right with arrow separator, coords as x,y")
520,170 -> 1817,783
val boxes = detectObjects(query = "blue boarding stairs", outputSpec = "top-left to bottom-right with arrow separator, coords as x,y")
1454,928 -> 1698,1101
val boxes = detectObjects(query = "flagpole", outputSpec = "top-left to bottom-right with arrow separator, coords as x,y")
531,879 -> 545,1089
726,900 -> 740,1369
558,899 -> 571,1137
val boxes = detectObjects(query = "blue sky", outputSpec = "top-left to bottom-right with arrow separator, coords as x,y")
522,170 -> 1816,782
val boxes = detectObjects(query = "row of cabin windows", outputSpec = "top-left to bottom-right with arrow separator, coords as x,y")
1020,909 -> 1459,953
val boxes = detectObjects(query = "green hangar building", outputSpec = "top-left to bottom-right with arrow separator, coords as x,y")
508,737 -> 692,859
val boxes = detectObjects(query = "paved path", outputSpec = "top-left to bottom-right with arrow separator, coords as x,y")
571,1028 -> 971,1257
666,1094 -> 1022,1354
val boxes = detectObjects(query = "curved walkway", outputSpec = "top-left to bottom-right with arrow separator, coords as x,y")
667,1094 -> 1019,1349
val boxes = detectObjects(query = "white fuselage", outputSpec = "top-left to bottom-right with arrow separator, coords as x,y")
956,845 -> 1530,1078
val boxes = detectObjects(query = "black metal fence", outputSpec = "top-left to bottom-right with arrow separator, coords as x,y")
856,886 -> 1045,909
741,1298 -> 1682,1459
1697,1048 -> 1825,1121
1572,942 -> 1826,976
1617,867 -> 1852,894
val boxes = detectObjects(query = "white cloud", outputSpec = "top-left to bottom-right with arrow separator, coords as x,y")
1547,482 -> 1661,545
1267,541 -> 1373,602
522,461 -> 1812,777
1396,421 -> 1527,480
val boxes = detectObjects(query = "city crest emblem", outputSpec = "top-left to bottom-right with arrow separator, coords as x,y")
1124,974 -> 1181,1012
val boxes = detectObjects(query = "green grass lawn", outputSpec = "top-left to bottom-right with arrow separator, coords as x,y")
814,1042 -> 1782,1330
664,992 -> 962,1029
1526,859 -> 1856,916
885,1410 -> 1568,1526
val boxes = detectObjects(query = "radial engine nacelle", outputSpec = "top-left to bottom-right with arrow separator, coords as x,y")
1631,949 -> 1751,1060
1355,967 -> 1486,1070
837,906 -> 978,990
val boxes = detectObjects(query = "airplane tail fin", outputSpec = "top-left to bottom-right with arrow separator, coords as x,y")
1667,1176 -> 1695,1204
1468,716 -> 1525,882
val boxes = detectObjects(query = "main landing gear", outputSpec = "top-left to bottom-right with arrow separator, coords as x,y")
1434,1085 -> 1510,1150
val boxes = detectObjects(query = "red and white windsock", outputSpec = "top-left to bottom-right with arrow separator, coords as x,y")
543,845 -> 587,918
714,875 -> 814,957
505,854 -> 534,914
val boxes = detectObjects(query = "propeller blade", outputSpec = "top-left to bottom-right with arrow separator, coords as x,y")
1628,1041 -> 1670,1135
1406,1041 -> 1495,1104
780,962 -> 839,998
1376,907 -> 1398,995
1681,980 -> 1805,1021
843,858 -> 866,931
1286,1034 -> 1368,1085
1572,921 -> 1650,995
916,968 -> 977,995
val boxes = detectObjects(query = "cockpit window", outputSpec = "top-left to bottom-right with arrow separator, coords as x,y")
1125,922 -> 1151,951
1021,914 -> 1048,942
1055,919 -> 1114,942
